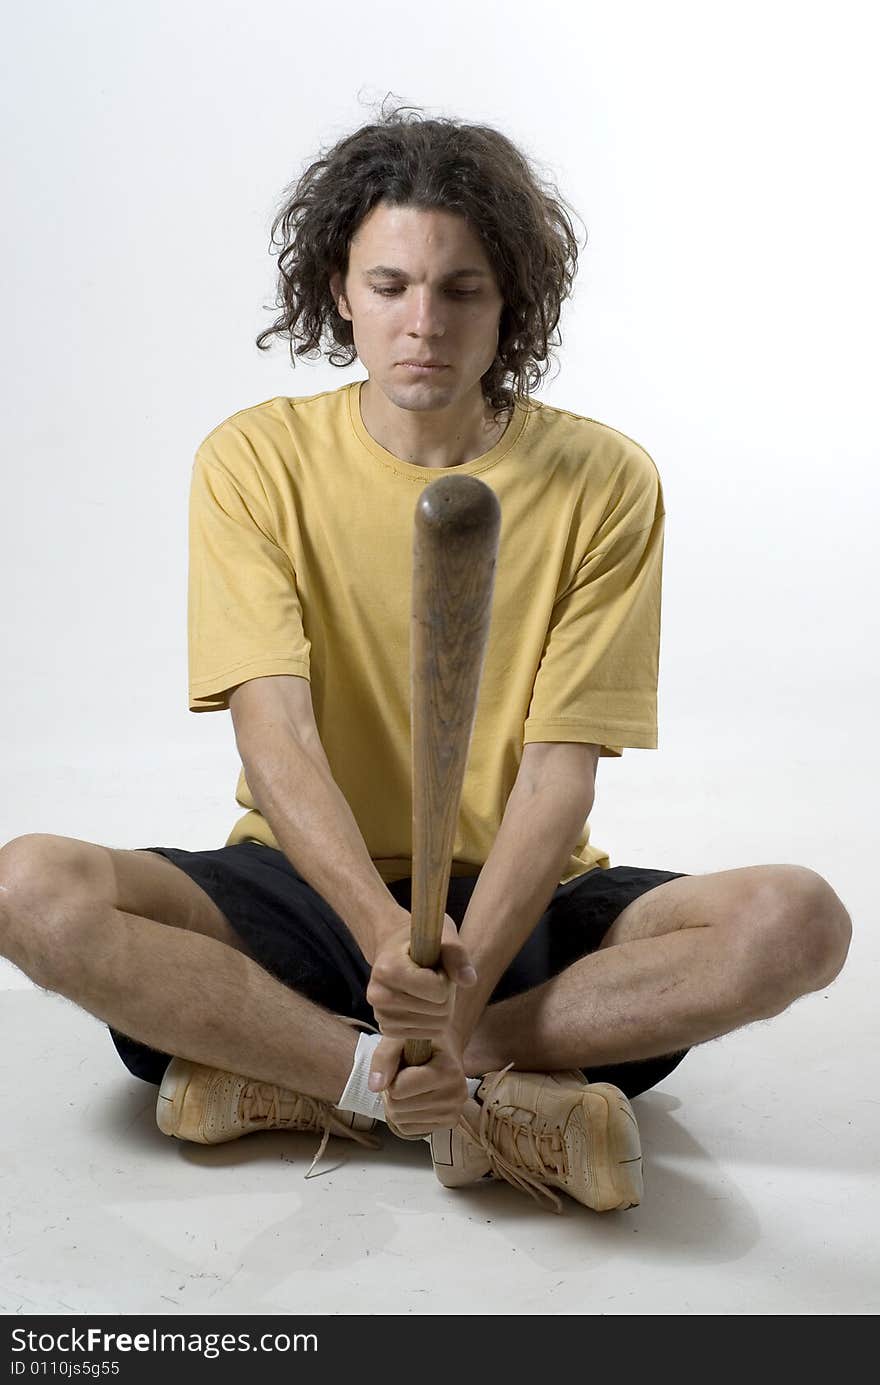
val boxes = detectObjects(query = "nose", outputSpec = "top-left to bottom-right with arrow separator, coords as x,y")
404,287 -> 447,336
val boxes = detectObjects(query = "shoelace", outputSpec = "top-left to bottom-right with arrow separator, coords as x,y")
460,1064 -> 566,1215
238,1082 -> 380,1178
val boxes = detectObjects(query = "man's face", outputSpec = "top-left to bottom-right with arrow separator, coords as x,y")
330,202 -> 505,414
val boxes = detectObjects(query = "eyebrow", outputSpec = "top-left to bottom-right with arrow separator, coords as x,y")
362,265 -> 489,280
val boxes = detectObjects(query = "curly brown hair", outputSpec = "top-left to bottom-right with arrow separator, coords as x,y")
254,96 -> 586,426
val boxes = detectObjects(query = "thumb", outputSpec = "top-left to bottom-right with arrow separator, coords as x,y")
439,916 -> 477,986
368,1036 -> 405,1092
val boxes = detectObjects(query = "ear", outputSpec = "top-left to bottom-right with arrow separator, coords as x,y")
329,270 -> 350,319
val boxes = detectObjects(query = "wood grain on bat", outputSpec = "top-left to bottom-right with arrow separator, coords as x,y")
405,474 -> 501,1068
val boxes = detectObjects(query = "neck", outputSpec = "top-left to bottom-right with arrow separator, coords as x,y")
359,379 -> 510,468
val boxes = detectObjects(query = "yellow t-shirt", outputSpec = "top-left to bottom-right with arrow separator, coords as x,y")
188,380 -> 665,885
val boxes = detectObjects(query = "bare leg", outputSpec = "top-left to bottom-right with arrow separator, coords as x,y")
463,864 -> 851,1075
76,911 -> 358,1102
0,837 -> 359,1103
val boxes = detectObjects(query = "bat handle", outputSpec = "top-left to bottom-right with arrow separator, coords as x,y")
404,1035 -> 434,1067
402,475 -> 501,1074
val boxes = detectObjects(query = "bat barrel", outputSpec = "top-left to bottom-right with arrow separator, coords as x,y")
404,475 -> 501,1069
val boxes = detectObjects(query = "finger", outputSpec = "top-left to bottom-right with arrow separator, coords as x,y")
438,941 -> 476,986
389,1118 -> 443,1136
385,1066 -> 441,1101
385,1065 -> 467,1105
371,1013 -> 452,1039
387,1098 -> 464,1122
439,918 -> 477,986
385,1102 -> 468,1134
399,963 -> 452,1005
368,1036 -> 405,1092
376,1026 -> 450,1044
369,982 -> 451,1016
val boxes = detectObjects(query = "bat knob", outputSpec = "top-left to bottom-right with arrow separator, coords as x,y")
416,475 -> 501,540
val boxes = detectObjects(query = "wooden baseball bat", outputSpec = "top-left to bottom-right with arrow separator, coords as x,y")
404,474 -> 501,1068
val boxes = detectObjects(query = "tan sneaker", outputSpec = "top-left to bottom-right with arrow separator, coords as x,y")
156,1016 -> 382,1177
429,1066 -> 643,1214
156,1057 -> 381,1175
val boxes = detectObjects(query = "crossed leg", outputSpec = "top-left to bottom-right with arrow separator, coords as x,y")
0,834 -> 362,1103
463,864 -> 852,1076
0,837 -> 852,1101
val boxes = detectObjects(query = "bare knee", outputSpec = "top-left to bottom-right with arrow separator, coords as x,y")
739,866 -> 852,1015
0,833 -> 111,990
798,871 -> 853,985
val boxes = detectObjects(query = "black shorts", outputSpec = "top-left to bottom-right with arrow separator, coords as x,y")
108,842 -> 692,1100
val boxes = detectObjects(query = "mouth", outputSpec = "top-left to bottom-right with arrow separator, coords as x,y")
397,362 -> 449,373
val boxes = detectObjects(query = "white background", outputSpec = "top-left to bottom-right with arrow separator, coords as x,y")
1,0 -> 877,1316
2,2 -> 877,872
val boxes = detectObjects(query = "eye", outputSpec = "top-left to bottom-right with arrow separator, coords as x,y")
370,286 -> 479,298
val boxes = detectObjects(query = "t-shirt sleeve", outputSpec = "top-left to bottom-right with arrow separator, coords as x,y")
522,464 -> 665,758
187,437 -> 311,712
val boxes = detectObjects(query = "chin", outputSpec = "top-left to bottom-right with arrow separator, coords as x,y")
382,376 -> 455,409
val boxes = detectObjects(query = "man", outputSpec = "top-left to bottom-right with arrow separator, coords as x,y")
0,110 -> 851,1216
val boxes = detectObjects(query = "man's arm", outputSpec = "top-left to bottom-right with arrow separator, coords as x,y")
448,741 -> 600,1053
230,676 -> 408,963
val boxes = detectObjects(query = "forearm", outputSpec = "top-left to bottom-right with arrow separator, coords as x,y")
242,734 -> 405,963
450,778 -> 593,1050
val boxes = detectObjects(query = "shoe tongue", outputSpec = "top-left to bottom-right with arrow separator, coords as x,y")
476,1062 -> 516,1104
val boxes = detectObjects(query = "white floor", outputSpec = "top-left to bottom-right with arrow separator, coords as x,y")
1,743 -> 878,1316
